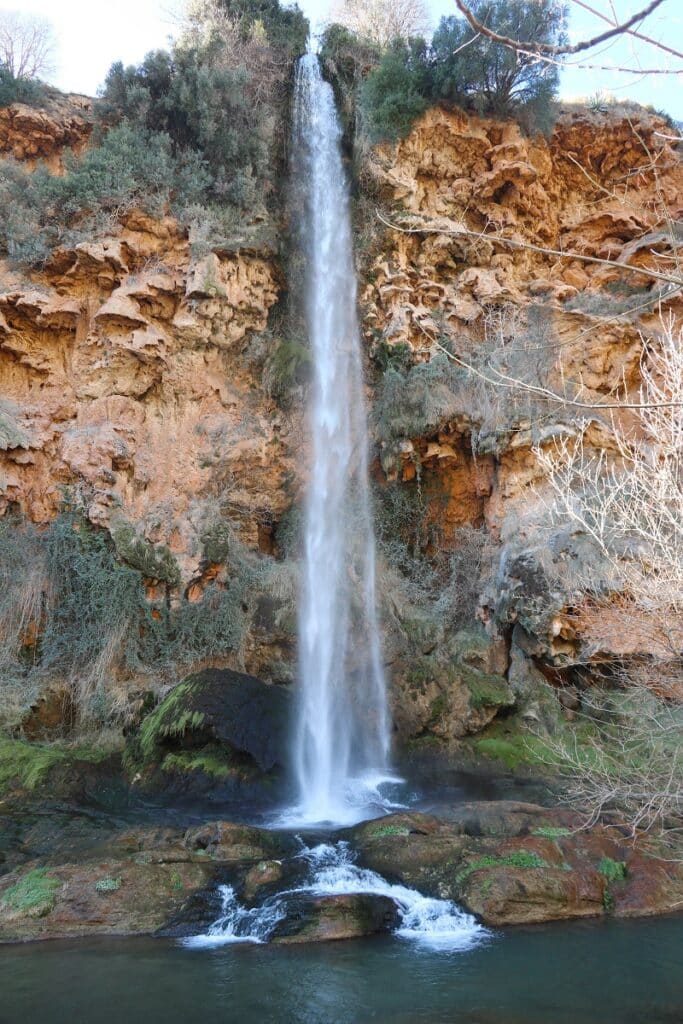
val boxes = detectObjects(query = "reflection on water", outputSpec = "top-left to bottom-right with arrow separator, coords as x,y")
2,915 -> 682,1024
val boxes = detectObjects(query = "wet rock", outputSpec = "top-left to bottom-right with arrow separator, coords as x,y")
0,858 -> 214,943
349,806 -> 683,928
272,893 -> 399,944
183,821 -> 286,863
243,860 -> 284,899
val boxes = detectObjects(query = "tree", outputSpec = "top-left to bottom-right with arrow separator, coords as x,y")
431,1 -> 566,124
535,314 -> 683,656
0,10 -> 55,80
533,315 -> 683,842
362,38 -> 430,141
331,0 -> 431,48
453,0 -> 683,76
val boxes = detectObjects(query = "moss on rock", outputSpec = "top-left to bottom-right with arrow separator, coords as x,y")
111,520 -> 180,586
0,738 -> 109,800
1,868 -> 60,918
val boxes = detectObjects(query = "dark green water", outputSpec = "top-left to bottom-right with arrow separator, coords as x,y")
2,915 -> 682,1024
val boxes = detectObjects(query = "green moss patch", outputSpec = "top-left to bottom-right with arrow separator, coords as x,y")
95,877 -> 122,893
456,850 -> 550,884
531,826 -> 572,839
367,824 -> 411,839
161,744 -> 238,780
598,857 -> 627,882
1,868 -> 60,917
137,680 -> 205,764
464,667 -> 515,710
0,738 -> 108,798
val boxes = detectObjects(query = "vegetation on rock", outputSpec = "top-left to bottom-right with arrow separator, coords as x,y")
1,868 -> 60,917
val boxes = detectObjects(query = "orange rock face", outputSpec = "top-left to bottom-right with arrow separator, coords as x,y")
0,209 -> 295,584
0,95 -> 93,169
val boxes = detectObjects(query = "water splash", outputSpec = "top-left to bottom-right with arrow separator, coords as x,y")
183,842 -> 488,953
182,885 -> 285,949
286,51 -> 392,826
299,843 -> 487,950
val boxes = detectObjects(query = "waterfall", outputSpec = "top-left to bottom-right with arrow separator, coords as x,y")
287,52 -> 392,825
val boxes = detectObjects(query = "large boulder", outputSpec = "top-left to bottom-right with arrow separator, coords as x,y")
127,668 -> 291,802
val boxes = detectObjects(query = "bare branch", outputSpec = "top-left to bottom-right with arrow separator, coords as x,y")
453,0 -> 671,57
0,10 -> 55,80
376,209 -> 683,289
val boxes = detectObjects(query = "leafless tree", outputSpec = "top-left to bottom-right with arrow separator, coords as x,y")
531,313 -> 683,844
0,10 -> 55,80
331,0 -> 432,47
542,683 -> 683,844
536,313 -> 683,624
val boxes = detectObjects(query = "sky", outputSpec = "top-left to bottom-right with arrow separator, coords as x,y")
2,0 -> 681,117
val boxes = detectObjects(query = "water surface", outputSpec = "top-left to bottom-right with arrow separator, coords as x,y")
3,915 -> 682,1024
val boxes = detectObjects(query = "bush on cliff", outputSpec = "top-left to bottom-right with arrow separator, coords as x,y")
430,0 -> 565,132
0,65 -> 48,107
0,0 -> 307,267
0,122 -> 209,266
0,509 -> 273,729
362,38 -> 429,142
358,0 -> 566,142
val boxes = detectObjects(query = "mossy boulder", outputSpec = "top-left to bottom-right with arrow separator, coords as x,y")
0,738 -> 116,805
127,668 -> 290,801
392,625 -> 515,742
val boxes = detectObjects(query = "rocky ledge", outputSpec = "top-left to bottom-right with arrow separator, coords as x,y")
2,799 -> 682,943
349,808 -> 683,926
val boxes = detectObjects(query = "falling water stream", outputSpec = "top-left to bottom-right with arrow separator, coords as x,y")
185,51 -> 484,953
287,52 -> 393,826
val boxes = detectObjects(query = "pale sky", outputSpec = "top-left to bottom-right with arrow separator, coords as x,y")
2,0 -> 681,116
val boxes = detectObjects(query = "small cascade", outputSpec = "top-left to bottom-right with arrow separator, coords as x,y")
298,842 -> 486,950
182,885 -> 285,949
183,842 -> 488,952
286,50 -> 393,826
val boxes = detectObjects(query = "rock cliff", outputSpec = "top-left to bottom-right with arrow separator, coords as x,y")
0,94 -> 680,746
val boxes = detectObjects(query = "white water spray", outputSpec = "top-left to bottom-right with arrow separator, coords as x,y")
183,841 -> 488,952
287,52 -> 392,825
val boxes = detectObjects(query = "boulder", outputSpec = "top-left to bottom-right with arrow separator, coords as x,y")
272,893 -> 399,943
127,668 -> 291,801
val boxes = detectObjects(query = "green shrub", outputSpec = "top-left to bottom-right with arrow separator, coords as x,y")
0,508 -> 273,726
431,1 -> 566,133
99,50 -> 266,209
207,0 -> 308,56
374,354 -> 466,443
362,38 -> 429,142
0,123 -> 210,267
0,67 -> 49,108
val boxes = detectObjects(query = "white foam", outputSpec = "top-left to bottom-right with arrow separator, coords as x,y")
184,843 -> 489,953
